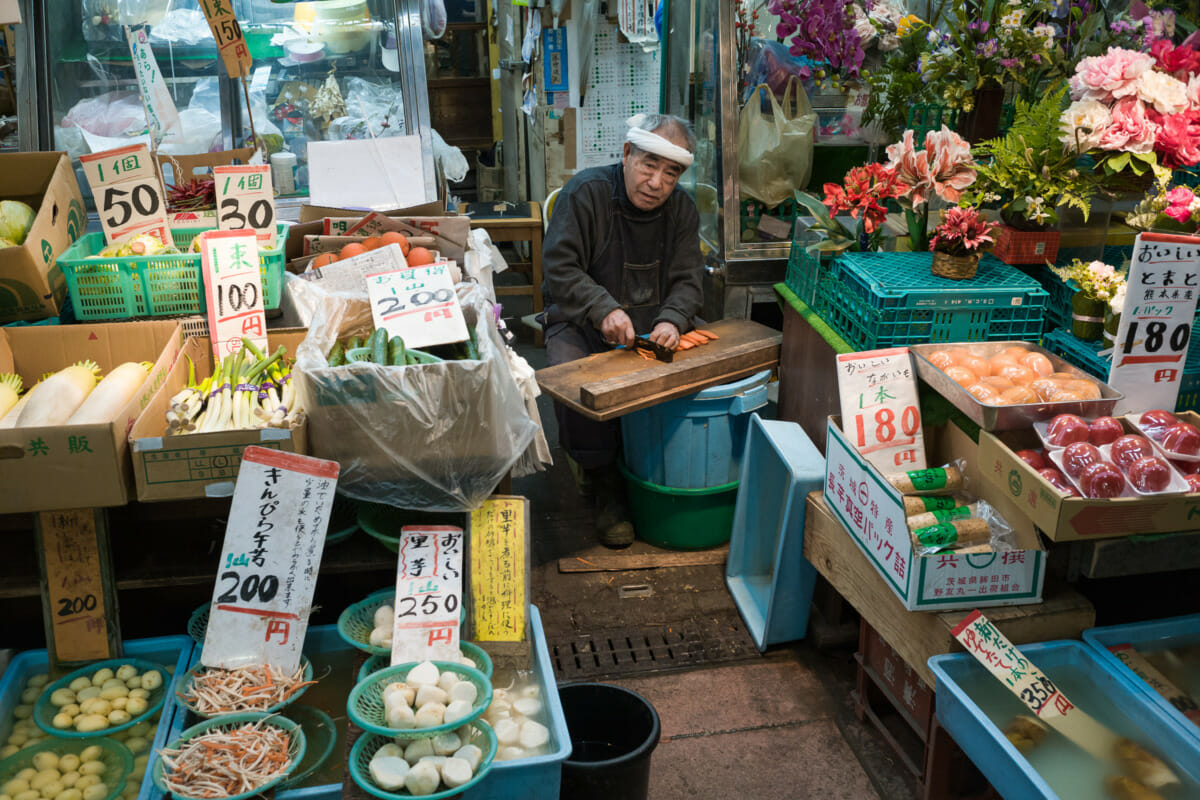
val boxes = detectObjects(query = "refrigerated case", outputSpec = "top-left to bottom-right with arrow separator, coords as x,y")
13,0 -> 435,212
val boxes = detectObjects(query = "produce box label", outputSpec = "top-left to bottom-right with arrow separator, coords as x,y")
836,348 -> 925,471
469,497 -> 528,642
367,262 -> 469,350
391,526 -> 464,665
79,144 -> 171,245
214,164 -> 277,248
199,229 -> 268,360
202,447 -> 339,672
1111,233 -> 1200,414
40,509 -> 113,663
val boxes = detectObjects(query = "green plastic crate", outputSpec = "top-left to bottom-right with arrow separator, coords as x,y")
57,224 -> 288,321
1015,264 -> 1076,331
783,238 -> 829,307
906,103 -> 1015,140
829,251 -> 1046,311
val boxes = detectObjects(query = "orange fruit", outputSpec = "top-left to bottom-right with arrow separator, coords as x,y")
380,231 -> 410,255
407,246 -> 435,266
363,236 -> 383,250
340,242 -> 368,260
309,252 -> 337,270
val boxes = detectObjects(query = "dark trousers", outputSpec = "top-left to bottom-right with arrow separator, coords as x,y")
545,320 -> 621,470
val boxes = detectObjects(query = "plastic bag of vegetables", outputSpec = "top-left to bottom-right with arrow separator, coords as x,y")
295,283 -> 538,511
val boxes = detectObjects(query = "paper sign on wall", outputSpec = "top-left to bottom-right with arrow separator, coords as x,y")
40,510 -> 112,663
1110,233 -> 1200,414
127,27 -> 181,144
214,164 -> 277,248
391,526 -> 464,665
201,447 -> 339,671
468,497 -> 528,643
837,348 -> 926,471
198,0 -> 253,78
79,144 -> 171,245
543,28 -> 569,92
199,229 -> 268,359
367,262 -> 469,349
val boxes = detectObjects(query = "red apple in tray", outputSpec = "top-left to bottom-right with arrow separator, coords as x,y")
1127,456 -> 1173,493
1061,442 -> 1103,478
1088,416 -> 1124,446
1046,414 -> 1091,446
1137,409 -> 1178,440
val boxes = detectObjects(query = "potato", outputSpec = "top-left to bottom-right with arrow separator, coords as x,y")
0,746 -> 20,759
132,756 -> 147,771
114,666 -> 136,682
121,737 -> 147,756
56,758 -> 79,775
12,705 -> 33,721
60,704 -> 80,718
122,677 -> 140,691
126,690 -> 148,702
90,669 -> 114,687
107,710 -> 131,727
55,789 -> 82,800
19,688 -> 40,705
80,787 -> 106,800
15,772 -> 36,784
74,714 -> 109,734
49,690 -> 75,708
78,699 -> 111,717
99,687 -> 127,702
124,698 -> 147,717
39,782 -> 63,799
29,773 -> 58,791
67,678 -> 91,694
108,698 -> 126,711
52,714 -> 73,730
100,679 -> 125,692
3,781 -> 29,796
27,675 -> 49,688
14,790 -> 41,800
31,753 -> 58,772
6,732 -> 26,746
139,671 -> 162,692
57,774 -> 78,789
125,722 -> 151,740
78,746 -> 102,764
74,688 -> 100,703
71,778 -> 98,792
77,764 -> 105,778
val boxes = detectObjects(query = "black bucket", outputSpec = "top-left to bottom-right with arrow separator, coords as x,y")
558,682 -> 661,800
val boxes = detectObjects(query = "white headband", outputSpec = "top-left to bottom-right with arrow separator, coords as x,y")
625,114 -> 694,168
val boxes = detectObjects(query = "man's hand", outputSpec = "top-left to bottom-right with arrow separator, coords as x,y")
601,308 -> 636,347
647,321 -> 680,351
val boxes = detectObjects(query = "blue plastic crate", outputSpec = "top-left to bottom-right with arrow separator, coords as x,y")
0,635 -> 194,800
830,251 -> 1046,311
1082,614 -> 1200,748
726,415 -> 823,651
816,276 -> 1046,351
929,640 -> 1200,800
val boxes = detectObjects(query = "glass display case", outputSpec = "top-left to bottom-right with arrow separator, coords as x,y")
14,0 -> 435,212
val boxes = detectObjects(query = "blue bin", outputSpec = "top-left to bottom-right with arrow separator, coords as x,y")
1082,613 -> 1200,747
620,370 -> 771,488
726,415 -> 823,651
929,640 -> 1200,799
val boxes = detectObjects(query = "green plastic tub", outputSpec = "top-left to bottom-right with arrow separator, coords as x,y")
617,462 -> 737,550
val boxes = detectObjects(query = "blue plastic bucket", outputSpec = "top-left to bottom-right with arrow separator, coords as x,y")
620,370 -> 770,488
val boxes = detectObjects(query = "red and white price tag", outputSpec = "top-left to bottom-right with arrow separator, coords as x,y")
199,229 -> 268,360
367,262 -> 469,350
214,164 -> 277,249
1110,233 -> 1200,414
201,447 -> 339,672
391,526 -> 464,665
79,144 -> 171,245
837,347 -> 925,471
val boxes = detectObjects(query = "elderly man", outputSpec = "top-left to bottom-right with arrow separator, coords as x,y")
541,113 -> 704,547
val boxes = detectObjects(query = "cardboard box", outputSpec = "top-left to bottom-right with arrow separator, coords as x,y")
0,321 -> 183,512
286,212 -> 468,267
0,152 -> 87,323
824,416 -> 1046,611
979,412 -> 1200,542
129,331 -> 309,502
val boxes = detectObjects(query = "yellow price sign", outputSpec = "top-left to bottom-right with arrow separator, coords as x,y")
39,509 -> 114,663
468,496 -> 529,642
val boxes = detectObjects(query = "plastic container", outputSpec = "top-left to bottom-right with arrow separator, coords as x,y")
1082,613 -> 1200,746
33,657 -> 170,737
176,656 -> 315,717
349,720 -> 497,800
57,224 -> 288,321
620,370 -> 770,488
618,462 -> 738,549
557,683 -> 660,800
929,640 -> 1200,800
0,737 -> 133,800
783,232 -> 829,308
830,251 -> 1045,312
725,416 -> 823,651
0,635 -> 194,800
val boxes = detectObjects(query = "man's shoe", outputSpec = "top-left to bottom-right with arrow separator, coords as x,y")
565,455 -> 594,499
589,465 -> 635,548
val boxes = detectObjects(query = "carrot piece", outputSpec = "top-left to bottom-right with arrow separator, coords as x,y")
694,329 -> 719,340
677,339 -> 695,350
684,330 -> 707,344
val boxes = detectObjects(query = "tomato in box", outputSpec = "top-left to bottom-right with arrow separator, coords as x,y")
1016,449 -> 1047,470
1162,423 -> 1200,456
1128,457 -> 1172,493
1061,443 -> 1102,478
1138,409 -> 1178,440
1047,414 -> 1090,446
1088,416 -> 1124,446
1112,435 -> 1156,472
1079,462 -> 1125,499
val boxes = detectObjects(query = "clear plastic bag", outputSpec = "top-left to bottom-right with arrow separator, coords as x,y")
422,0 -> 448,40
327,77 -> 406,140
742,39 -> 815,105
737,79 -> 816,207
295,283 -> 540,511
432,129 -> 469,183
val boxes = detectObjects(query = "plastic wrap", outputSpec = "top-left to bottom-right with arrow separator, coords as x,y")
432,129 -> 469,183
295,283 -> 539,511
422,0 -> 448,40
910,499 -> 1017,557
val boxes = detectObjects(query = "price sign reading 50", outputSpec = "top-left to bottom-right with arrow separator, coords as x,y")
80,144 -> 171,245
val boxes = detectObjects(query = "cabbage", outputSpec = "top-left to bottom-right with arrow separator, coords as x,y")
0,201 -> 35,245
0,237 -> 17,249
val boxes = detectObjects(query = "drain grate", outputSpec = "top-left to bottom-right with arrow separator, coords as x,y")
549,613 -> 760,681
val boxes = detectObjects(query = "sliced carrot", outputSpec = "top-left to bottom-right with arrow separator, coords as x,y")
684,330 -> 707,344
677,339 -> 696,350
694,329 -> 719,340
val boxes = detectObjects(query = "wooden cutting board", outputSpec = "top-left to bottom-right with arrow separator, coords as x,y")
535,318 -> 782,421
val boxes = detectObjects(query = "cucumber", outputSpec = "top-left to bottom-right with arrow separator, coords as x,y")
372,328 -> 389,365
328,341 -> 346,367
388,336 -> 407,366
346,336 -> 364,352
465,325 -> 480,360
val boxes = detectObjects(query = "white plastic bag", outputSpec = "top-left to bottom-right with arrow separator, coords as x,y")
432,129 -> 469,183
422,0 -> 447,39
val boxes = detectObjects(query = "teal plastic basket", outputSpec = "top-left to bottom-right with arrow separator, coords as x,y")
1015,264 -> 1076,331
186,603 -> 210,644
151,712 -> 306,800
176,657 -> 315,718
357,642 -> 494,684
347,662 -> 492,738
906,103 -> 1014,139
278,705 -> 337,790
348,719 -> 497,800
0,737 -> 133,800
829,251 -> 1046,312
338,588 -> 469,655
57,224 -> 288,321
32,658 -> 169,738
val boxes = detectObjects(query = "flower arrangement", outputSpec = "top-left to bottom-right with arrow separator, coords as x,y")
885,125 -> 977,249
930,207 -> 997,256
1053,258 -> 1127,302
767,0 -> 866,79
862,20 -> 941,140
1126,181 -> 1200,231
794,163 -> 909,253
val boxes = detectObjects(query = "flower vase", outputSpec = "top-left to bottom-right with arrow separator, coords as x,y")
1102,306 -> 1121,350
956,86 -> 1006,143
931,251 -> 981,280
1072,293 -> 1106,341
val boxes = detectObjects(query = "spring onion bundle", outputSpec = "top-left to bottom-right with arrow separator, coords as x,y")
166,338 -> 303,434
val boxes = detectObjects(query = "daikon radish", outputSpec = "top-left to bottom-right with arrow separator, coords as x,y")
16,362 -> 101,427
0,373 -> 21,419
67,362 -> 152,424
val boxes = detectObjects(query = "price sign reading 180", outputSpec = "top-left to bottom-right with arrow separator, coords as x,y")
837,348 -> 926,472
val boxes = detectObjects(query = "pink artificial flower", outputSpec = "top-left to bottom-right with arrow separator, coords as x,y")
1070,48 -> 1156,104
885,126 -> 975,209
1164,186 -> 1198,222
1155,109 -> 1200,167
1099,97 -> 1159,153
1151,39 -> 1200,81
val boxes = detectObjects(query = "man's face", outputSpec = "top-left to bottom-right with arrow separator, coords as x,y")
622,128 -> 689,211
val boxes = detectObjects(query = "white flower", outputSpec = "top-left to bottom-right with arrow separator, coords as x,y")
1110,283 -> 1127,314
1137,70 -> 1190,115
853,6 -> 878,47
1001,9 -> 1022,27
1058,99 -> 1112,150
1189,74 -> 1200,112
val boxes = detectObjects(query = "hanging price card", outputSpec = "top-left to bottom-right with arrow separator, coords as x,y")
79,144 -> 171,245
367,262 -> 470,349
202,447 -> 339,671
198,0 -> 252,78
391,526 -> 464,665
126,27 -> 181,144
1110,232 -> 1200,414
199,229 -> 268,360
38,509 -> 116,664
214,164 -> 277,248
837,348 -> 926,471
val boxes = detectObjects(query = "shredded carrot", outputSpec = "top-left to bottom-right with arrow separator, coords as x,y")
183,664 -> 311,714
160,719 -> 293,798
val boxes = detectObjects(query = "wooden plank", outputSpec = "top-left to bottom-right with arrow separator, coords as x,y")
1078,531 -> 1200,578
558,545 -> 728,573
804,492 -> 1094,687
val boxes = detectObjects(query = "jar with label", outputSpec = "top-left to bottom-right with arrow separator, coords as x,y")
271,152 -> 298,195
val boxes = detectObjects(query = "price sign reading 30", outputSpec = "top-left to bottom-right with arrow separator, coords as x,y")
214,164 -> 276,248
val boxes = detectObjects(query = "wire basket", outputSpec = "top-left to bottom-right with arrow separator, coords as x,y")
33,658 -> 170,738
175,658 -> 315,718
357,642 -> 494,684
0,737 -> 134,800
348,719 -> 497,800
338,589 -> 468,655
347,662 -> 492,738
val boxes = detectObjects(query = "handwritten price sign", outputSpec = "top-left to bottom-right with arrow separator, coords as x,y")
79,144 -> 171,245
198,0 -> 252,78
1110,232 -> 1200,414
202,448 -> 339,672
366,262 -> 469,350
391,526 -> 464,665
837,348 -> 925,471
214,164 -> 276,248
39,510 -> 114,663
199,229 -> 268,360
